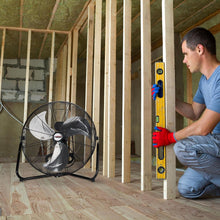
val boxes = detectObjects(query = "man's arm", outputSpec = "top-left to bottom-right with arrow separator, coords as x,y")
153,108 -> 220,148
175,108 -> 220,140
176,99 -> 205,121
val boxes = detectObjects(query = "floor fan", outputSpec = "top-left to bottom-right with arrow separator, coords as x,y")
16,101 -> 99,182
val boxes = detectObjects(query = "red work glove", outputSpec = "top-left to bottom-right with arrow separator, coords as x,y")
152,127 -> 176,148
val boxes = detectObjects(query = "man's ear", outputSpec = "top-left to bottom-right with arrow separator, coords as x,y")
196,44 -> 205,55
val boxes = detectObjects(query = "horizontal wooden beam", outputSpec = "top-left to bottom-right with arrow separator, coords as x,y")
0,26 -> 69,34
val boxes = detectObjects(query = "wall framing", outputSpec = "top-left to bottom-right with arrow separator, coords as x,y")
122,0 -> 132,184
162,0 -> 176,199
92,0 -> 102,171
0,29 -> 5,101
140,0 -> 152,191
0,0 -> 180,200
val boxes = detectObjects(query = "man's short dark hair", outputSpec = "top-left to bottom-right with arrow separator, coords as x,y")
182,27 -> 216,55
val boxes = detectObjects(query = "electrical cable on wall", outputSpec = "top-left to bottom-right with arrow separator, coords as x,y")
0,100 -> 23,126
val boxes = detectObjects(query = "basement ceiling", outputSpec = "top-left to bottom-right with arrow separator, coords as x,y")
0,0 -> 219,60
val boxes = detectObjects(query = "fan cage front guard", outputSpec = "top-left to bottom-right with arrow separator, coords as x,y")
16,101 -> 99,182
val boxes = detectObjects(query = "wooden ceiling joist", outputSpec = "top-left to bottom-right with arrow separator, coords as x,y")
71,0 -> 92,32
176,0 -> 217,30
174,0 -> 186,9
55,0 -> 93,58
38,0 -> 61,59
79,4 -> 126,59
181,9 -> 220,37
132,8 -> 219,63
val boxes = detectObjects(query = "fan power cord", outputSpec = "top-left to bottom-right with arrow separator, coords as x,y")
0,99 -> 23,126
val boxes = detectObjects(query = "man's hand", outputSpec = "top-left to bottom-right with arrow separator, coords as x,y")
151,84 -> 160,100
152,127 -> 176,148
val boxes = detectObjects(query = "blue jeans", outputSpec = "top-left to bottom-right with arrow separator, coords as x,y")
174,134 -> 220,199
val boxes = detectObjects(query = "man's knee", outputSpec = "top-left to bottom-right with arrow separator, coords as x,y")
178,168 -> 212,199
178,182 -> 190,197
178,181 -> 220,199
178,182 -> 198,198
177,169 -> 198,198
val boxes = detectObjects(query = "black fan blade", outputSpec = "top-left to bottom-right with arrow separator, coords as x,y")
55,116 -> 92,138
29,111 -> 55,140
43,142 -> 69,172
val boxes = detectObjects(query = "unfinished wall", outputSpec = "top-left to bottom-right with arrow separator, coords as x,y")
0,102 -> 42,161
0,58 -> 57,161
1,59 -> 57,102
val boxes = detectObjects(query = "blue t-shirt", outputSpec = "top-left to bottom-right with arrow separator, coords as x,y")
193,65 -> 220,133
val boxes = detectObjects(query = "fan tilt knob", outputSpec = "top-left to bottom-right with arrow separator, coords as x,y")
53,132 -> 63,142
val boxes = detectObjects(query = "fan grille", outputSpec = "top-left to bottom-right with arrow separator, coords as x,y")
21,101 -> 97,175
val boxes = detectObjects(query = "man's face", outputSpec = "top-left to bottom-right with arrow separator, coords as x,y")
182,40 -> 201,73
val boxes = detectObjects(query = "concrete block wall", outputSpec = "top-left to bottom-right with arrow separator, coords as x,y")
1,59 -> 57,102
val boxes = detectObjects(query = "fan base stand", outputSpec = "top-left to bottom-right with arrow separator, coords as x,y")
16,142 -> 99,183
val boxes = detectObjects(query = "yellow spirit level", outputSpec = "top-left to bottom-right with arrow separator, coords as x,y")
155,62 -> 166,179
